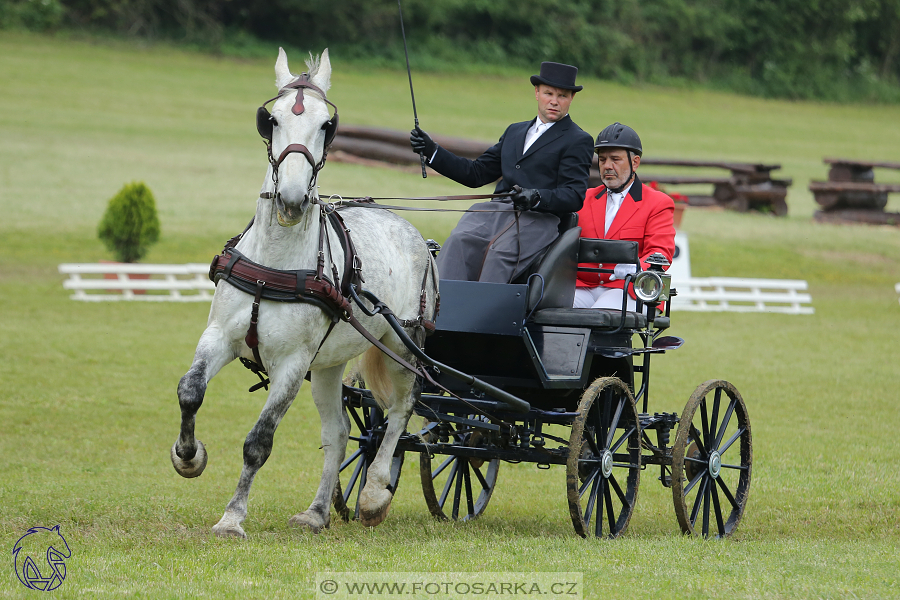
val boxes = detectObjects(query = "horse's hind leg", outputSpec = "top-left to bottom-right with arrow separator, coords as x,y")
288,363 -> 349,533
172,327 -> 235,478
358,357 -> 418,527
212,368 -> 306,539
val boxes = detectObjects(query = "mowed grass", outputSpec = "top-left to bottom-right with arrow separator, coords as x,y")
2,31 -> 900,599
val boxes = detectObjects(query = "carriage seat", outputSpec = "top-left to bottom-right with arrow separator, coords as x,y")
531,307 -> 647,330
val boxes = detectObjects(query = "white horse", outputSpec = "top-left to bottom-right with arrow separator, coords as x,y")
171,48 -> 438,538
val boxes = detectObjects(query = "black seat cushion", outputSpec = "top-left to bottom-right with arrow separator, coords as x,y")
531,307 -> 647,330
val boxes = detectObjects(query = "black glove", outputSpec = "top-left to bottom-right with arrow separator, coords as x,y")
510,185 -> 541,211
409,126 -> 437,157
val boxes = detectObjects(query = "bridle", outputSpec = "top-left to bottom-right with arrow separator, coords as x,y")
256,73 -> 339,199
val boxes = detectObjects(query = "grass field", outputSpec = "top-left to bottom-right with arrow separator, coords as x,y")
2,31 -> 900,599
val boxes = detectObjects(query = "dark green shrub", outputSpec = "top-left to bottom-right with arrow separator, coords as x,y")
0,0 -> 65,31
97,182 -> 160,263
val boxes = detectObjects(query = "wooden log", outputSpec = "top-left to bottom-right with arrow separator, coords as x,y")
330,136 -> 421,165
809,180 -> 897,210
813,209 -> 900,226
337,125 -> 491,159
824,157 -> 900,171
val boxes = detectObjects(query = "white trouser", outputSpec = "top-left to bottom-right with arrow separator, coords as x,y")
574,286 -> 637,311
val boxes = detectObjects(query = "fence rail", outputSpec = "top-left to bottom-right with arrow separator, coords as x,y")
59,263 -> 214,301
60,264 -> 815,314
671,277 -> 813,314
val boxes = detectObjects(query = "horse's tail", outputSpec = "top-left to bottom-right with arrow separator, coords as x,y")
357,346 -> 393,410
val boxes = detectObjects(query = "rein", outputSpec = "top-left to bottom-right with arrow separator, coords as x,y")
321,191 -> 519,213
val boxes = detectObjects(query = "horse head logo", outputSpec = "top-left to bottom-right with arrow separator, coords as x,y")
12,525 -> 71,591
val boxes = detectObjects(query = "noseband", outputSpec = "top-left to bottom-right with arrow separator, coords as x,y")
257,73 -> 340,199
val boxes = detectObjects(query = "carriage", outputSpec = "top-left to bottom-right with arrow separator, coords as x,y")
173,48 -> 750,540
335,221 -> 753,539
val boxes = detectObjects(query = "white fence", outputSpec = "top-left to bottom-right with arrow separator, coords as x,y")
59,264 -> 815,314
671,277 -> 814,314
896,282 -> 900,305
59,263 -> 215,301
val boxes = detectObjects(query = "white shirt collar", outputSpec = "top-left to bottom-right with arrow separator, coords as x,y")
523,117 -> 556,153
604,180 -> 635,234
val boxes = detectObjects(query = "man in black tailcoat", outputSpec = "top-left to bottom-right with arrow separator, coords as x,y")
410,62 -> 594,283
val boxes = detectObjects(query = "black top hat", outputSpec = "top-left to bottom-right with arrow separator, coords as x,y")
530,62 -> 583,92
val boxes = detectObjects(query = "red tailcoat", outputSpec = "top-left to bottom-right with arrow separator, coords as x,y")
576,175 -> 676,297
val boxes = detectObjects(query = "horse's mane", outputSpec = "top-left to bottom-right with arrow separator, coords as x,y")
305,53 -> 320,78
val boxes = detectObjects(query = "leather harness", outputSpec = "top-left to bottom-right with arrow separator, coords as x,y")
208,202 -> 436,391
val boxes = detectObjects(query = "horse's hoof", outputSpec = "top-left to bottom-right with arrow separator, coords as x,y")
359,503 -> 391,528
171,440 -> 207,478
212,514 -> 246,539
288,511 -> 330,534
359,486 -> 392,527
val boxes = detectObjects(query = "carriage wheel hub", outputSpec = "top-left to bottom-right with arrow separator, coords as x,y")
709,451 -> 721,479
601,450 -> 613,479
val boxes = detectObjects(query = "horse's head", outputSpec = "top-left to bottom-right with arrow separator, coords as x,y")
261,48 -> 336,226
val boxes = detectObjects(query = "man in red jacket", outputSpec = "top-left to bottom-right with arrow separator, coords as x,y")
575,123 -> 675,310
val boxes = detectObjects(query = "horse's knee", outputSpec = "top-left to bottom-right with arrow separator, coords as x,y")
177,364 -> 207,415
243,427 -> 274,470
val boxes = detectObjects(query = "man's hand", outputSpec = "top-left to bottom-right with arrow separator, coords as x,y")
510,185 -> 541,211
409,127 -> 437,157
609,263 -> 638,281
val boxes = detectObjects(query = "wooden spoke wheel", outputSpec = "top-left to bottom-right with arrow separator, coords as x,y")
333,403 -> 404,521
566,377 -> 641,539
672,380 -> 752,538
419,418 -> 499,521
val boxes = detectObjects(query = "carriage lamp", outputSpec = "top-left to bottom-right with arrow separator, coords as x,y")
634,253 -> 672,304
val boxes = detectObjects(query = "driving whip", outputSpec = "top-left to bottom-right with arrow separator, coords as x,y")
397,0 -> 427,178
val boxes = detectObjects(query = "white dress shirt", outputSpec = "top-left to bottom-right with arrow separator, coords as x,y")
604,180 -> 635,235
523,118 -> 555,154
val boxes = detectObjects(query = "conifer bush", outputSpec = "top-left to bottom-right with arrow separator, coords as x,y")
97,182 -> 160,263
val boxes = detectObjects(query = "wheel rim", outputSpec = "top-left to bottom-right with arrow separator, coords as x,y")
334,404 -> 403,521
566,377 -> 641,539
419,418 -> 499,521
672,380 -> 752,538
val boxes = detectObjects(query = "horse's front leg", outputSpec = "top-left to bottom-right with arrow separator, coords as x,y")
288,363 -> 350,533
212,361 -> 307,539
171,326 -> 235,478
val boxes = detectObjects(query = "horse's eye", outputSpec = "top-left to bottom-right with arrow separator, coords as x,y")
269,116 -> 278,127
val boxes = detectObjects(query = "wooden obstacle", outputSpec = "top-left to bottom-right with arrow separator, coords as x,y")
329,125 -> 791,215
59,263 -> 214,301
811,158 -> 900,225
630,159 -> 791,216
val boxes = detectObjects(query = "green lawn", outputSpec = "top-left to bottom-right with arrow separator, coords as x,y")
1,32 -> 900,599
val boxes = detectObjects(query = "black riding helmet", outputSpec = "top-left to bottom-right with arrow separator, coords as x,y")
594,122 -> 642,156
594,122 -> 642,193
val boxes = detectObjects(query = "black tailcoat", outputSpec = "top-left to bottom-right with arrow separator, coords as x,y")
430,114 -> 594,282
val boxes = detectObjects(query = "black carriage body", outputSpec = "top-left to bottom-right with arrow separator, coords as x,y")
425,280 -> 638,410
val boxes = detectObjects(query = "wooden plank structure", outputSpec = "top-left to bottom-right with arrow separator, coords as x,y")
59,263 -> 215,301
329,125 -> 791,215
623,158 -> 791,216
810,158 -> 900,225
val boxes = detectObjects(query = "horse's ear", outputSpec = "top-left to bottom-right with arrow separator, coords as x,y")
275,47 -> 294,90
311,48 -> 332,93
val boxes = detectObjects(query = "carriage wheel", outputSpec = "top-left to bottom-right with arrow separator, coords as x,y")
419,417 -> 500,521
333,403 -> 404,522
671,380 -> 752,538
566,377 -> 641,539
